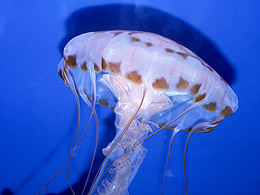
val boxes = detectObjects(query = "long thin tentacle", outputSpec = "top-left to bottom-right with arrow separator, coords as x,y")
37,70 -> 81,195
67,75 -> 81,195
64,96 -> 97,195
80,92 -> 99,195
88,88 -> 147,195
184,127 -> 198,195
67,68 -> 98,195
89,104 -> 197,195
161,128 -> 179,195
37,70 -> 98,195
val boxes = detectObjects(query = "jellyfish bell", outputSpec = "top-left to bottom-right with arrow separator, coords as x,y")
40,30 -> 237,195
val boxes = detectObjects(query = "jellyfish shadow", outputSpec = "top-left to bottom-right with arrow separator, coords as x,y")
54,3 -> 236,194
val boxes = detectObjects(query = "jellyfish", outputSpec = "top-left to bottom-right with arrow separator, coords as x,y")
39,30 -> 238,195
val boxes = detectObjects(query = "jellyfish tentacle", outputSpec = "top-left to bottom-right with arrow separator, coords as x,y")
184,122 -> 211,195
161,128 -> 179,195
90,104 -> 197,195
37,71 -> 99,195
80,68 -> 99,195
184,127 -> 198,195
67,67 -> 99,195
89,88 -> 147,195
65,70 -> 81,195
37,70 -> 81,195
80,92 -> 99,195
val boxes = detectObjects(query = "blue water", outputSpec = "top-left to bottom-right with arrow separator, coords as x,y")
1,1 -> 259,195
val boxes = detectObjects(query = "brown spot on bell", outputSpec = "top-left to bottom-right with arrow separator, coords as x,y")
211,120 -> 222,125
201,62 -> 214,72
81,62 -> 88,71
58,69 -> 65,82
221,106 -> 233,117
145,42 -> 153,47
66,55 -> 77,67
126,71 -> 143,84
165,48 -> 174,53
109,62 -> 121,73
190,84 -> 201,95
176,52 -> 188,59
194,93 -> 206,102
102,58 -> 107,71
128,31 -> 138,35
94,63 -> 100,72
152,77 -> 169,90
176,77 -> 189,90
131,37 -> 141,42
114,32 -> 123,36
203,102 -> 217,111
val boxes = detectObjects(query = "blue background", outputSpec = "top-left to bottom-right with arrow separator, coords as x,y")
0,0 -> 259,195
